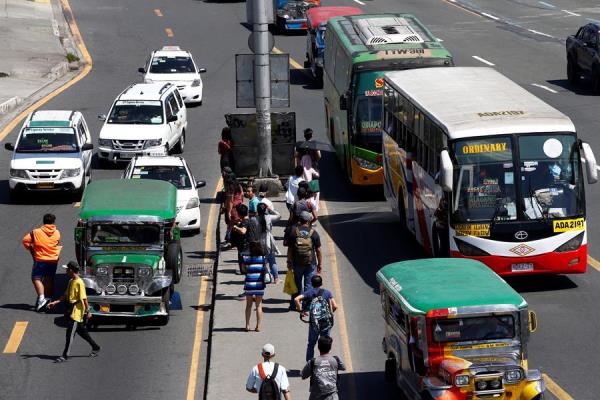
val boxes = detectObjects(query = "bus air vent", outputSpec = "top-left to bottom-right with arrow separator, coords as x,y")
355,17 -> 424,45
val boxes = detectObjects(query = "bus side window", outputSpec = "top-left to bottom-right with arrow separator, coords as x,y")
323,30 -> 336,80
333,44 -> 349,93
390,300 -> 408,333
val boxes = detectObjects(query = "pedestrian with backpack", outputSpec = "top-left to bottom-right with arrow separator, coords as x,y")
294,275 -> 337,361
246,343 -> 292,400
301,336 -> 346,400
286,211 -> 322,310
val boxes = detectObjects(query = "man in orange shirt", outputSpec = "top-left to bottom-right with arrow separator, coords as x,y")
22,213 -> 62,311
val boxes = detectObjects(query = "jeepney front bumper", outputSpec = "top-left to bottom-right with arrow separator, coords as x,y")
88,295 -> 167,317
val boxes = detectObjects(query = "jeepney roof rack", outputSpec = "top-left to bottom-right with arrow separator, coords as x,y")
354,17 -> 424,45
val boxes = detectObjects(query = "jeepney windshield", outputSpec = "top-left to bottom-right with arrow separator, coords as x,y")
518,134 -> 583,219
90,224 -> 161,245
452,136 -> 517,223
433,315 -> 515,343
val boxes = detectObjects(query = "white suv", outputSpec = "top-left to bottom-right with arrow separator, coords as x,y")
122,156 -> 206,233
4,110 -> 93,201
97,82 -> 187,164
138,46 -> 206,105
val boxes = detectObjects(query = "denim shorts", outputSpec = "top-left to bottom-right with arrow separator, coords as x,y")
31,261 -> 58,279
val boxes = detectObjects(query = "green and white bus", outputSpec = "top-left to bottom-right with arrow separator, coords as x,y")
323,13 -> 453,185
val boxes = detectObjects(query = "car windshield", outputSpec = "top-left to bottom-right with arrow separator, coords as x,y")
149,56 -> 195,73
518,134 -> 583,220
433,315 -> 515,343
108,101 -> 163,124
131,165 -> 192,189
452,137 -> 517,223
354,95 -> 383,153
90,224 -> 161,244
17,128 -> 78,153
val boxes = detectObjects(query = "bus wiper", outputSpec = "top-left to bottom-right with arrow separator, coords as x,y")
528,179 -> 547,222
490,198 -> 506,232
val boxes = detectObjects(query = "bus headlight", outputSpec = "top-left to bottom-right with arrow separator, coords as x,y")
454,238 -> 490,256
455,374 -> 470,386
352,156 -> 380,171
555,232 -> 584,252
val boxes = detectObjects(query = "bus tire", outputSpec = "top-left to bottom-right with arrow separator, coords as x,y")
432,228 -> 449,257
384,355 -> 396,382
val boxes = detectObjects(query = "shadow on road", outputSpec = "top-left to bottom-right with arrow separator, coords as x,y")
547,79 -> 596,96
339,371 -> 405,399
506,274 -> 578,293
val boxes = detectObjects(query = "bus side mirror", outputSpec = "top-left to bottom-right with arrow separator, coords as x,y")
439,149 -> 453,192
74,227 -> 83,244
528,310 -> 538,333
339,94 -> 348,111
581,141 -> 598,184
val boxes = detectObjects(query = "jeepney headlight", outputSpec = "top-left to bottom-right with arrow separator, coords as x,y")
106,284 -> 116,295
476,380 -> 488,390
129,284 -> 140,295
505,369 -> 523,383
455,375 -> 470,386
96,266 -> 108,276
454,238 -> 490,256
98,139 -> 112,148
555,232 -> 584,252
138,266 -> 152,276
9,169 -> 28,179
352,156 -> 380,171
186,197 -> 199,209
144,139 -> 162,149
191,79 -> 201,87
489,379 -> 501,389
117,284 -> 128,295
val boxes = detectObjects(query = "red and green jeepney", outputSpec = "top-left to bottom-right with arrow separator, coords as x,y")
377,258 -> 545,400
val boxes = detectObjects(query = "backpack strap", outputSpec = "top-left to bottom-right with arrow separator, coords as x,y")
317,288 -> 324,298
257,363 -> 266,380
271,362 -> 279,379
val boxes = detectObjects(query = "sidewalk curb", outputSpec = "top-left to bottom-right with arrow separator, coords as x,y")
0,97 -> 22,116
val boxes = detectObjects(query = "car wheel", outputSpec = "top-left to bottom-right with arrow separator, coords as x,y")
567,57 -> 580,85
592,67 -> 600,94
166,241 -> 183,284
174,130 -> 185,154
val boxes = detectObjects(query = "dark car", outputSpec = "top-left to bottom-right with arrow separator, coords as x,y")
566,23 -> 600,92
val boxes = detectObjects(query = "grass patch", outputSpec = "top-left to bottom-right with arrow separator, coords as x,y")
66,52 -> 80,63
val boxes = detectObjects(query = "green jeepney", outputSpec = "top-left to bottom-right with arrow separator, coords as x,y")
377,259 -> 545,400
75,179 -> 183,326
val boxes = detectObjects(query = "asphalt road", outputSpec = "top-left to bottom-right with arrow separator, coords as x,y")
1,0 -> 600,399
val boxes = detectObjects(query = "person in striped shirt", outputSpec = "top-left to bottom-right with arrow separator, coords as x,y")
243,241 -> 267,332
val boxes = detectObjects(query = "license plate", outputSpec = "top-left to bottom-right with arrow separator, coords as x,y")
36,182 -> 54,189
120,153 -> 134,159
511,263 -> 534,272
100,305 -> 110,313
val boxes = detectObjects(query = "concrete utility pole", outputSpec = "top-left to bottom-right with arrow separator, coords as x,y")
251,0 -> 273,177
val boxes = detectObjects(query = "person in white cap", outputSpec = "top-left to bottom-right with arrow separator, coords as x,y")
246,343 -> 291,400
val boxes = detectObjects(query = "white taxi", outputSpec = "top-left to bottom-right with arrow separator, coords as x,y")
123,156 -> 206,233
139,46 -> 206,105
4,110 -> 93,201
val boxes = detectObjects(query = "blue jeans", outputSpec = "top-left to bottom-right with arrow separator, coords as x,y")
266,253 -> 278,280
307,324 -> 330,361
290,263 -> 316,309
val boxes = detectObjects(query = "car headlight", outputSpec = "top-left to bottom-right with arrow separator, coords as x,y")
555,232 -> 584,252
138,266 -> 152,276
9,168 -> 28,179
60,168 -> 81,179
144,78 -> 153,83
454,238 -> 490,256
352,156 -> 380,171
186,197 -> 199,209
98,139 -> 112,148
191,79 -> 201,87
505,369 -> 523,383
144,139 -> 162,149
454,374 -> 470,387
96,266 -> 109,276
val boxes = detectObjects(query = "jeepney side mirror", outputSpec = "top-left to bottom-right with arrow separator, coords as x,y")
528,310 -> 538,333
4,143 -> 14,151
138,67 -> 146,74
98,114 -> 107,122
439,149 -> 453,192
339,94 -> 348,111
581,141 -> 598,184
81,143 -> 93,151
196,180 -> 206,189
74,227 -> 84,244
198,68 -> 207,73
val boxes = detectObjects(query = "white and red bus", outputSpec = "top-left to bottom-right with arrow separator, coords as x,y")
382,67 -> 598,275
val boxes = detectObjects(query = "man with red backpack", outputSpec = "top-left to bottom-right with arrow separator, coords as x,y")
246,343 -> 292,400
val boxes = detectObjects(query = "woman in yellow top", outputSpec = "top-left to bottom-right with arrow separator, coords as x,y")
48,261 -> 100,363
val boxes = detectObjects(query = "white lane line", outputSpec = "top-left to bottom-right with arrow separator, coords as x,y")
531,83 -> 558,93
562,10 -> 581,17
472,55 -> 495,66
538,1 -> 556,8
528,29 -> 554,38
353,0 -> 365,4
481,12 -> 500,20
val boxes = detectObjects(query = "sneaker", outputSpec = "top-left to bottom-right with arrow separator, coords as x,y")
54,356 -> 67,363
89,349 -> 100,357
36,298 -> 49,312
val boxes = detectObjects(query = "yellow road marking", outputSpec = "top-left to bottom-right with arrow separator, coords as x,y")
320,200 -> 356,397
440,0 -> 483,18
0,0 -> 92,142
272,47 -> 305,70
588,255 -> 600,272
3,322 -> 28,353
543,374 -> 574,400
154,8 -> 163,17
186,178 -> 222,400
165,28 -> 174,37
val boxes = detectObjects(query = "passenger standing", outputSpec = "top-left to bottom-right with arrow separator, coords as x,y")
246,343 -> 292,400
285,165 -> 305,217
48,261 -> 100,363
291,187 -> 317,226
254,203 -> 281,284
222,172 -> 244,248
295,275 -> 337,361
246,185 -> 260,217
296,128 -> 321,168
218,126 -> 235,172
301,336 -> 346,400
287,211 -> 322,310
22,213 -> 62,311
243,241 -> 267,332
258,184 -> 276,214
231,204 -> 250,274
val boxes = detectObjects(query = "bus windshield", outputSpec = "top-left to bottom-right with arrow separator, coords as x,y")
353,95 -> 383,153
518,134 -> 583,220
452,137 -> 517,223
433,315 -> 515,343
